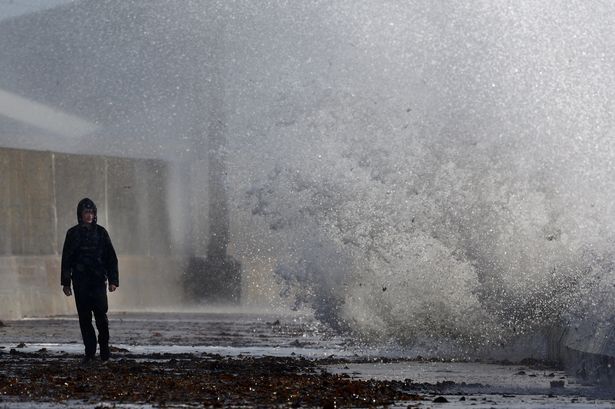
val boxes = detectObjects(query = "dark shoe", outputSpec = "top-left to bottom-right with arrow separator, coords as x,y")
100,346 -> 110,362
80,355 -> 95,366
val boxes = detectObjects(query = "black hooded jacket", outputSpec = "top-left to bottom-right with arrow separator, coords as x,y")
61,198 -> 119,288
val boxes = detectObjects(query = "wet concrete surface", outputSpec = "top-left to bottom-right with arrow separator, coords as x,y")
1,312 -> 614,408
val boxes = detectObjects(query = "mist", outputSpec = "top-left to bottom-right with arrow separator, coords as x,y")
2,1 -> 615,354
222,1 -> 615,352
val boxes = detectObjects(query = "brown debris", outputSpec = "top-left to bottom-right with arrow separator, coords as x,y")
0,352 -> 424,407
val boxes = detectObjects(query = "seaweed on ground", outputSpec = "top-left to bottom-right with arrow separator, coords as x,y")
0,351 -> 423,407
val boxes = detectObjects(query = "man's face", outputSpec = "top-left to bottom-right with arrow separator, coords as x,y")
82,209 -> 95,224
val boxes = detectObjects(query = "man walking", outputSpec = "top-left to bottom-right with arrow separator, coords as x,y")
61,198 -> 119,365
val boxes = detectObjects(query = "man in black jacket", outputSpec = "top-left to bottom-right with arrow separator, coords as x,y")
61,198 -> 119,365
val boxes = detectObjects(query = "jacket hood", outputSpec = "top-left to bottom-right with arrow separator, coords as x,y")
77,198 -> 97,224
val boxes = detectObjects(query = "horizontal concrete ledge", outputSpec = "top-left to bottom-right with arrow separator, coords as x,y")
561,347 -> 615,386
0,255 -> 186,320
547,324 -> 615,386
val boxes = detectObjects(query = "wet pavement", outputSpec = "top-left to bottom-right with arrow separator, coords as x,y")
1,311 -> 614,407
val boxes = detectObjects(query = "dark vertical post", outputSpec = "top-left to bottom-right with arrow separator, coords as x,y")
185,17 -> 241,303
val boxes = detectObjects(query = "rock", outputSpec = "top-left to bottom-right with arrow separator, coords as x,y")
550,380 -> 565,388
433,396 -> 448,403
322,399 -> 335,409
290,339 -> 306,347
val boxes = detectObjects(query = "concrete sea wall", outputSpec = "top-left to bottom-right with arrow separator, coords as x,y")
0,147 -> 185,320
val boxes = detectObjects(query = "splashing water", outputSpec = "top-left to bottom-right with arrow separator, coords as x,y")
219,1 -> 615,355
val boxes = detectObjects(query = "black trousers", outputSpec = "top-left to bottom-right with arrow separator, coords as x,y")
74,284 -> 109,359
